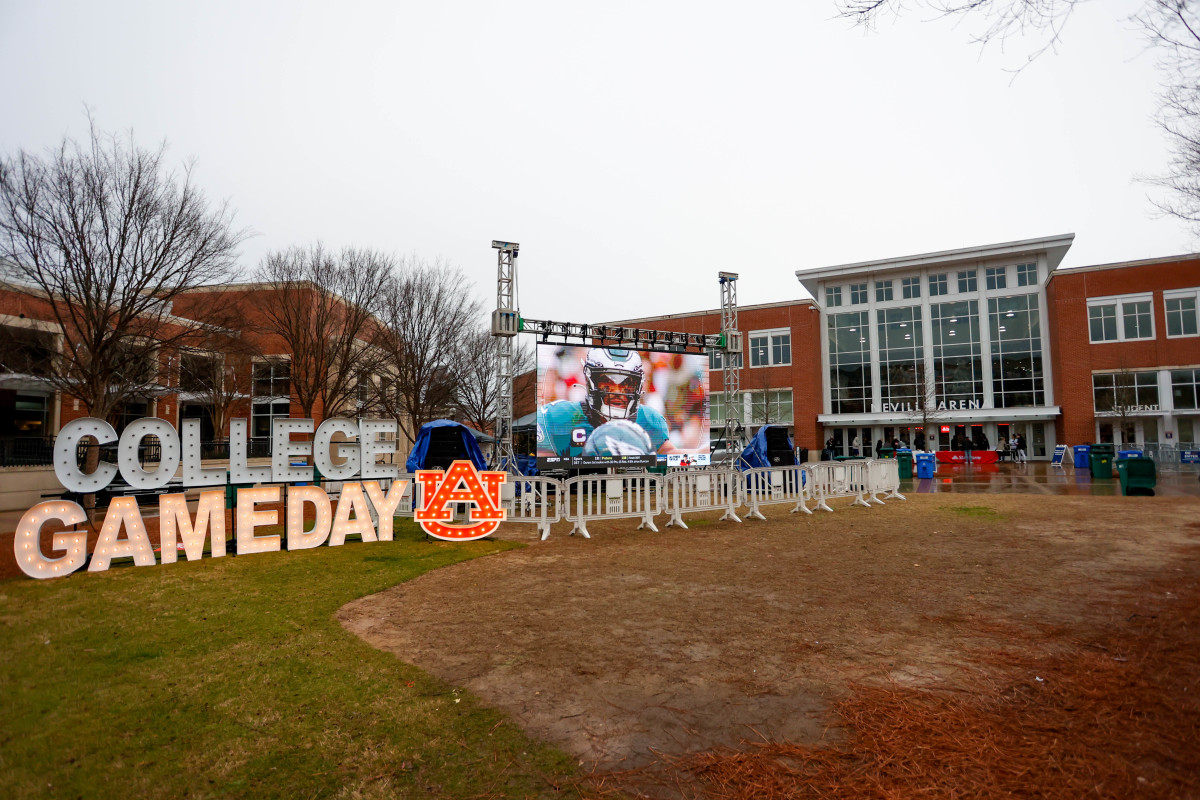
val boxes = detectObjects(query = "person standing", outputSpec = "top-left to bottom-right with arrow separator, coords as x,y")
875,439 -> 884,458
1015,432 -> 1028,463
852,435 -> 860,456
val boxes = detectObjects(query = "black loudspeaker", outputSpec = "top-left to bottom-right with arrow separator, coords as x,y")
422,427 -> 469,470
764,427 -> 796,466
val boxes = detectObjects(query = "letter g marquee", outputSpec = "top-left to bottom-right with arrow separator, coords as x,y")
414,460 -> 507,541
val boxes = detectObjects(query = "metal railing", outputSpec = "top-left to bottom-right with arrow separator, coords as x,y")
1141,442 -> 1200,470
0,437 -> 56,467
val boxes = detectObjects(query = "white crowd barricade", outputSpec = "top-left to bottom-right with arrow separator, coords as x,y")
865,459 -> 906,503
664,468 -> 743,528
742,465 -> 816,520
562,472 -> 663,538
807,461 -> 872,512
500,476 -> 564,540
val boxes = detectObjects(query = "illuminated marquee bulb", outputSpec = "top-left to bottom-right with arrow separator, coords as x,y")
236,487 -> 281,555
90,498 -> 156,572
363,480 -> 410,542
330,483 -> 376,546
287,486 -> 332,550
414,460 -> 506,541
159,491 -> 227,564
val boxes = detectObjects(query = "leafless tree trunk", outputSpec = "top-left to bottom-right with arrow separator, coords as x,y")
373,257 -> 483,445
176,322 -> 260,441
1141,0 -> 1200,233
0,121 -> 246,422
254,244 -> 391,421
0,121 -> 246,512
837,0 -> 1200,238
453,328 -> 533,434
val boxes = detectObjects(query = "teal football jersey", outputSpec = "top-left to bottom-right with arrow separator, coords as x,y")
536,401 -> 670,458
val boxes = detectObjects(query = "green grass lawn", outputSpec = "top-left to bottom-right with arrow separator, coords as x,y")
0,520 -> 586,799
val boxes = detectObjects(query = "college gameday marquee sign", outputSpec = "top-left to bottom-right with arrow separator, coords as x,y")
14,416 -> 507,580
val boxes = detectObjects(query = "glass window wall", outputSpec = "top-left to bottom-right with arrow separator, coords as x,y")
1092,371 -> 1159,412
988,294 -> 1045,408
1171,369 -> 1200,410
930,300 -> 983,407
828,311 -> 871,414
876,306 -> 924,411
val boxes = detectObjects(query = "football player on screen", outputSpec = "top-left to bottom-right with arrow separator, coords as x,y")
537,348 -> 677,459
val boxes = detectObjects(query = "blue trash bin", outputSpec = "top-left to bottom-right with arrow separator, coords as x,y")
1117,449 -> 1144,460
291,460 -> 308,486
915,453 -> 937,479
1072,445 -> 1090,469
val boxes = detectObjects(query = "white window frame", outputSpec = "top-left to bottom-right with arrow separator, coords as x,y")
928,273 -> 948,296
747,328 -> 792,368
985,266 -> 1007,291
875,279 -> 894,303
848,282 -> 868,305
901,276 -> 921,299
1087,293 -> 1155,343
1164,288 -> 1200,339
749,388 -> 794,424
1015,262 -> 1038,287
825,286 -> 843,308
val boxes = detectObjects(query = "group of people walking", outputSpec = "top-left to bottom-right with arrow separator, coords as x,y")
998,433 -> 1028,463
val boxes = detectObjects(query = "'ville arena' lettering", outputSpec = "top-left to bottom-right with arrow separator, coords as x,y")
880,400 -> 982,413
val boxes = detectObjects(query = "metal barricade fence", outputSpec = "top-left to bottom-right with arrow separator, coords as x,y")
864,459 -> 906,504
806,461 -> 872,512
501,476 -> 564,540
663,469 -> 743,528
562,472 -> 663,538
742,465 -> 816,520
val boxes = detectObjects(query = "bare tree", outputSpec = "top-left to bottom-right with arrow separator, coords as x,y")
254,244 -> 391,420
1141,0 -> 1200,231
453,328 -> 534,434
176,322 -> 260,441
372,257 -> 483,445
837,0 -> 1200,237
901,362 -> 950,447
0,123 -> 246,425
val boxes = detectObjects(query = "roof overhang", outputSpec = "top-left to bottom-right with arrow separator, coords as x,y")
818,406 -> 1062,426
796,234 -> 1075,300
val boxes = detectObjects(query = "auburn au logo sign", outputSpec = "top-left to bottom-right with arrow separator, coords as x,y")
414,460 -> 508,541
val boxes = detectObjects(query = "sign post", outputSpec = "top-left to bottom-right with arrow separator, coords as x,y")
1051,444 -> 1068,468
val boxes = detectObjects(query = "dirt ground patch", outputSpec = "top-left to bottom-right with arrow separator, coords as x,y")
338,494 -> 1200,784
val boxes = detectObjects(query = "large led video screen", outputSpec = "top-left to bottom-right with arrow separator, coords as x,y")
535,344 -> 711,470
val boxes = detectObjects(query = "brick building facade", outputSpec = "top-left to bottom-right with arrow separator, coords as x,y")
516,236 -> 1200,461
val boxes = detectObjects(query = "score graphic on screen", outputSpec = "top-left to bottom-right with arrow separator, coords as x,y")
535,344 -> 711,470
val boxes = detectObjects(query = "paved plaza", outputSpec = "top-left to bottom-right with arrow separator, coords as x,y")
909,459 -> 1200,496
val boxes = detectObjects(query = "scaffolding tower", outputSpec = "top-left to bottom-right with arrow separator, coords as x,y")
719,271 -> 746,461
490,240 -> 521,472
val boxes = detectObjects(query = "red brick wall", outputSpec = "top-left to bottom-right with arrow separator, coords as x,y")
1047,257 -> 1200,444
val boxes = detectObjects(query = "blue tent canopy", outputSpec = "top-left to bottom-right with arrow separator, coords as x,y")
405,420 -> 488,473
738,425 -> 794,471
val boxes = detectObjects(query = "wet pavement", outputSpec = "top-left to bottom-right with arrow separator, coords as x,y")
906,460 -> 1200,497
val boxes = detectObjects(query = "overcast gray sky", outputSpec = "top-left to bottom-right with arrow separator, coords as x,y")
0,0 -> 1186,322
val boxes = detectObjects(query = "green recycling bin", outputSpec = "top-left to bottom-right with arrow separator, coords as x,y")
896,450 -> 913,479
1116,457 -> 1156,496
878,446 -> 895,460
1089,442 -> 1115,479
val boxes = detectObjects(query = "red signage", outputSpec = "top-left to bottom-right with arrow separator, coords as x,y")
940,425 -> 951,433
414,460 -> 507,541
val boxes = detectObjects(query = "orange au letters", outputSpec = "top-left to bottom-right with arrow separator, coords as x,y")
414,460 -> 507,541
